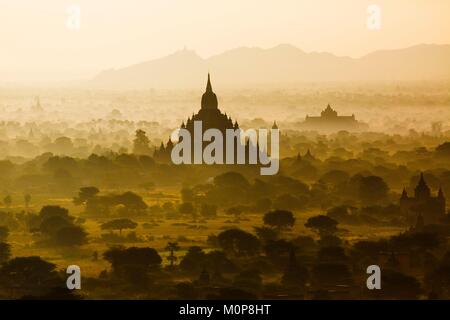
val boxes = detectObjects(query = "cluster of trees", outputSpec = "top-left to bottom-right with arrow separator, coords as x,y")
176,170 -> 395,222
1,202 -> 450,299
2,132 -> 450,199
0,221 -> 80,299
34,206 -> 88,246
73,187 -> 148,217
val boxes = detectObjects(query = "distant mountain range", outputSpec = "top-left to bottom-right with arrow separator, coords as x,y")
91,44 -> 450,89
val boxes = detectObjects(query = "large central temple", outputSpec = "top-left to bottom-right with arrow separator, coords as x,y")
154,74 -> 259,163
182,73 -> 238,135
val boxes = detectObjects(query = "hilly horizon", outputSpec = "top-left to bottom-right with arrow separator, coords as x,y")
91,43 -> 450,89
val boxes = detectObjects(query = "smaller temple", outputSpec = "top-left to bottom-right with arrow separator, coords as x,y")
400,173 -> 446,226
153,137 -> 174,163
300,104 -> 368,132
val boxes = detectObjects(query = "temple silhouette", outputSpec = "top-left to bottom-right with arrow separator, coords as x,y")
400,173 -> 446,226
300,104 -> 368,132
183,73 -> 238,136
154,74 -> 269,163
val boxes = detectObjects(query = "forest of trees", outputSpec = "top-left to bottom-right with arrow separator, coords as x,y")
0,127 -> 450,299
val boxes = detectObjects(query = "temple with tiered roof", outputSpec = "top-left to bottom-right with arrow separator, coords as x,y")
301,104 -> 367,132
400,173 -> 446,226
154,74 -> 267,163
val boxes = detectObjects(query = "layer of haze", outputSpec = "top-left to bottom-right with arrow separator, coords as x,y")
1,0 -> 450,83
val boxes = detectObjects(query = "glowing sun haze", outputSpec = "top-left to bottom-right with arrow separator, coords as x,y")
1,0 -> 450,82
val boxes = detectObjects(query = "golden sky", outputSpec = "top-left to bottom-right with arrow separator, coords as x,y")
1,0 -> 450,82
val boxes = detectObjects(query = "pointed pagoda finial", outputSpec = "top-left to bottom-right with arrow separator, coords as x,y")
418,172 -> 428,187
415,172 -> 431,199
272,121 -> 278,130
420,172 -> 425,182
206,73 -> 212,92
401,188 -> 408,199
201,72 -> 218,109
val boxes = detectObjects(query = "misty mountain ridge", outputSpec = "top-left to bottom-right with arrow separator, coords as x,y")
92,44 -> 450,89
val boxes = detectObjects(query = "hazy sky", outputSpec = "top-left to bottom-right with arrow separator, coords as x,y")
1,0 -> 450,82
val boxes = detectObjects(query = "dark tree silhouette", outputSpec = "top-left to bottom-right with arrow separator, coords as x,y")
305,215 -> 338,235
180,246 -> 206,274
264,239 -> 293,267
73,187 -> 99,205
101,218 -> 138,235
165,242 -> 180,267
217,229 -> 260,257
40,215 -> 73,236
115,192 -> 148,215
179,247 -> 237,275
37,206 -> 87,246
39,205 -> 72,222
103,246 -> 162,273
133,129 -> 152,155
263,210 -> 296,231
54,226 -> 88,246
204,250 -> 237,274
0,256 -> 60,298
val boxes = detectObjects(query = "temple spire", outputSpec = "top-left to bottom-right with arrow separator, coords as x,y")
206,73 -> 212,92
201,73 -> 218,110
419,172 -> 426,184
415,172 -> 431,199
